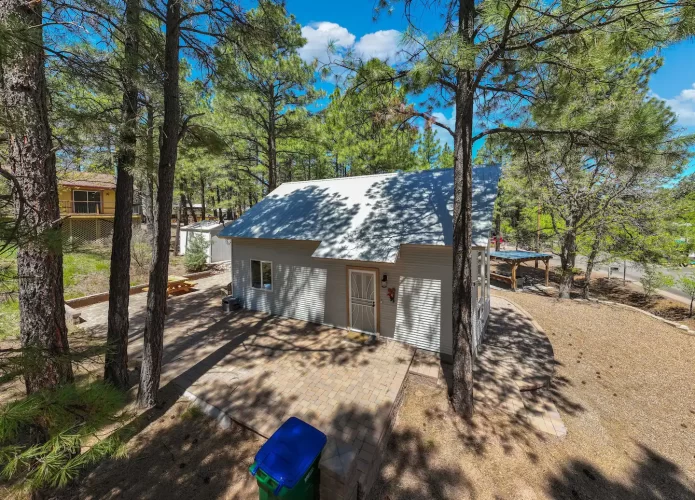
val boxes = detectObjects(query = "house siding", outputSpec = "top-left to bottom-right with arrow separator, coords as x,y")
230,238 -> 454,356
58,186 -> 117,215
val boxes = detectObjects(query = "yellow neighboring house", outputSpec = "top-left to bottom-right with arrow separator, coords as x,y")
58,171 -> 140,246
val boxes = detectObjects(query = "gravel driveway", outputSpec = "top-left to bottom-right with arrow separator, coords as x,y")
371,290 -> 695,500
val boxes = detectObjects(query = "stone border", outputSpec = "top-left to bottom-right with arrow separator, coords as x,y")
65,269 -> 221,308
180,388 -> 234,431
584,298 -> 695,336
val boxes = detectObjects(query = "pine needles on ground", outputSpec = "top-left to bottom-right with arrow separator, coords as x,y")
0,381 -> 130,492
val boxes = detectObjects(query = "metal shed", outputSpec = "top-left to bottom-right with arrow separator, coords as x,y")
179,221 -> 231,264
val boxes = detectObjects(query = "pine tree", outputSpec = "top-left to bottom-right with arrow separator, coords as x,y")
416,125 -> 443,170
0,0 -> 74,394
105,0 -> 141,390
215,0 -> 320,192
377,0 -> 693,417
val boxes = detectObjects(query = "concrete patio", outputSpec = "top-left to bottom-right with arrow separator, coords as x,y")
76,275 -> 414,499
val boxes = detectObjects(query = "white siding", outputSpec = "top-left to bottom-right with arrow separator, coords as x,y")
395,277 -> 443,353
231,240 -> 339,325
210,234 -> 231,263
180,229 -> 231,264
230,238 -> 469,357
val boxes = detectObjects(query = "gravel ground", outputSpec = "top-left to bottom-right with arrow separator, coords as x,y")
371,291 -> 695,500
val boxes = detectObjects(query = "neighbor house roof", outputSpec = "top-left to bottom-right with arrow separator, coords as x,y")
219,166 -> 501,263
181,220 -> 226,232
58,171 -> 117,190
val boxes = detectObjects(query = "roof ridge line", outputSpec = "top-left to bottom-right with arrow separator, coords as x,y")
277,167 -> 466,187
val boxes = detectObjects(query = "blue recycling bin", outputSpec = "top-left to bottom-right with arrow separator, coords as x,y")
249,417 -> 327,499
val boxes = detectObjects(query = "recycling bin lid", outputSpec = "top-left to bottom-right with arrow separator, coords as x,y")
251,417 -> 327,491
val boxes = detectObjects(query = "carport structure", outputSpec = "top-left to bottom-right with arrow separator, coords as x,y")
490,250 -> 553,291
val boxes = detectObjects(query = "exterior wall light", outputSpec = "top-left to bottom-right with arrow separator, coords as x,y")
381,274 -> 388,288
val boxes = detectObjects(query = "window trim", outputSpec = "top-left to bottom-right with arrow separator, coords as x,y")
250,259 -> 273,292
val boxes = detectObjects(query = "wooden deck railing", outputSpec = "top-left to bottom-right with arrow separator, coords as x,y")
59,200 -> 141,215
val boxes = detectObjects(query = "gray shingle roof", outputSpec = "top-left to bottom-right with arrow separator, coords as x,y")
219,166 -> 501,263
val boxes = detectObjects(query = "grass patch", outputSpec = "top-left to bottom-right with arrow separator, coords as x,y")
180,404 -> 203,420
0,300 -> 19,341
0,245 -> 190,340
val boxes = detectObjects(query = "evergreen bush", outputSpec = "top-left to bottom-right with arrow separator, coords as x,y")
184,233 -> 209,272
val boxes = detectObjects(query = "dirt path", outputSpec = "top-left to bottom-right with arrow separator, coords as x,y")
371,291 -> 695,500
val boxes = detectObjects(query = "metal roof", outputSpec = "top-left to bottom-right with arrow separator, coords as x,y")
490,250 -> 553,261
219,166 -> 501,263
181,220 -> 225,232
58,171 -> 117,190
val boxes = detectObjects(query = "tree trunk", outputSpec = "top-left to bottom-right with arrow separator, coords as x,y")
136,0 -> 180,408
174,203 -> 181,256
184,188 -> 198,222
267,99 -> 277,191
495,213 -> 501,251
144,102 -> 157,247
450,0 -> 476,419
1,0 -> 73,393
104,0 -> 140,390
559,225 -> 577,299
582,228 -> 603,300
179,188 -> 189,224
200,175 -> 206,220
187,193 -> 197,222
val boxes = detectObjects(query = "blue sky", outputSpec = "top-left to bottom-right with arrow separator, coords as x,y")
285,0 -> 695,174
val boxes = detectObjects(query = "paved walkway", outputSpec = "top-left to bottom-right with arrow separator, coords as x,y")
75,273 -> 230,326
408,294 -> 565,438
477,295 -> 565,437
75,276 -> 413,499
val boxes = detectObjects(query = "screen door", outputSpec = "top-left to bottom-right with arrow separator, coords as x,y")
349,269 -> 377,334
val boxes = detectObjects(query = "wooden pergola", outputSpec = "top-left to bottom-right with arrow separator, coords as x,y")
490,250 -> 553,291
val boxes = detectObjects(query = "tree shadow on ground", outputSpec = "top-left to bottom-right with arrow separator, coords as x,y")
548,443 -> 695,500
50,282 -> 405,497
438,294 -> 583,423
53,384 -> 263,500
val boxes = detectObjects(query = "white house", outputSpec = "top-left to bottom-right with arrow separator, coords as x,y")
179,221 -> 231,264
219,166 -> 501,360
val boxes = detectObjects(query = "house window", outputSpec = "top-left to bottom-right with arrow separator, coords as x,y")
251,260 -> 272,291
73,190 -> 102,213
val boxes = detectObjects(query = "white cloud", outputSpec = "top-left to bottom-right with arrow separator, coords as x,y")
299,22 -> 355,64
299,23 -> 406,66
353,30 -> 403,62
659,83 -> 695,126
431,110 -> 455,147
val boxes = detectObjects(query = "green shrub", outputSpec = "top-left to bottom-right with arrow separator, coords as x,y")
677,275 -> 695,317
639,265 -> 674,298
184,234 -> 209,273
